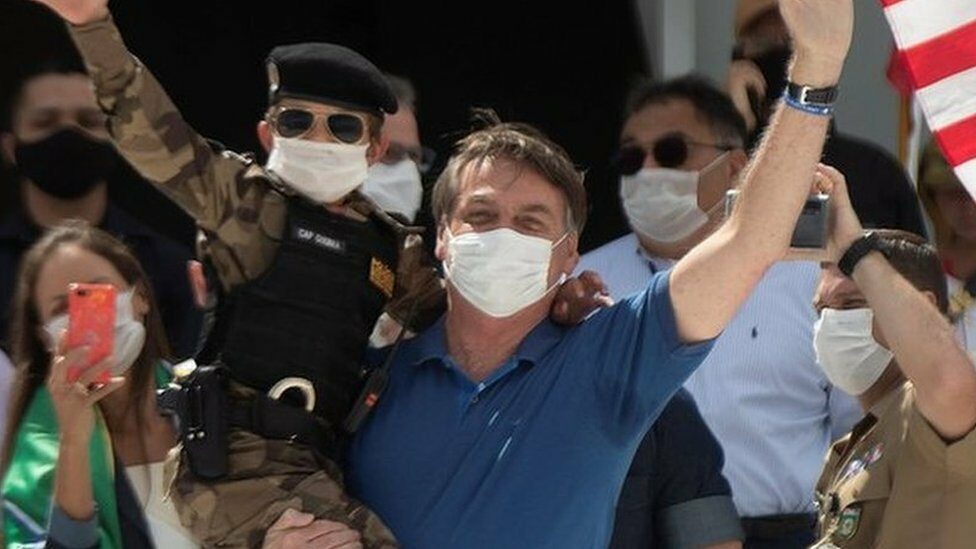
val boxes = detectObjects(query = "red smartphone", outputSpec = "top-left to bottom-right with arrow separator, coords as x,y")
66,283 -> 116,384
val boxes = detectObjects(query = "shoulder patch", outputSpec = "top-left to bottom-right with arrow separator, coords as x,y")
836,505 -> 862,540
370,257 -> 396,298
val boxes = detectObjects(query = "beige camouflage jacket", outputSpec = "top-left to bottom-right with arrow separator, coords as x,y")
67,16 -> 444,330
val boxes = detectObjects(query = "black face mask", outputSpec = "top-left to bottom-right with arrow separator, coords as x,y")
14,128 -> 118,200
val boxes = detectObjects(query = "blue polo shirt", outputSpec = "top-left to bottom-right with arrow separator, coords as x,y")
346,271 -> 715,549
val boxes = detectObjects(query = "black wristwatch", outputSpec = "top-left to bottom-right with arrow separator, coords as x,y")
787,82 -> 839,107
838,231 -> 886,277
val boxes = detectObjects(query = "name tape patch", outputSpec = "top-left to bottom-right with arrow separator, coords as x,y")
294,226 -> 347,254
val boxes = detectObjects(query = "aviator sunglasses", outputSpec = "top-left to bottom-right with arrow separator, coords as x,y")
268,106 -> 370,144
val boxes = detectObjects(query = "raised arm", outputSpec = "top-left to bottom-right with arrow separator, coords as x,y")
670,0 -> 854,343
822,166 -> 976,441
32,0 -> 248,232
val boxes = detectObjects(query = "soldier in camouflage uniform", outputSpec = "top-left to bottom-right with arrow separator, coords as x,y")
36,0 -> 447,547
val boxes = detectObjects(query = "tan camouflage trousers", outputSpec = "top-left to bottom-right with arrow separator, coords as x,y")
165,427 -> 397,548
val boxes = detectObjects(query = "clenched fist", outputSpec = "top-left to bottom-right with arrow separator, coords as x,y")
779,0 -> 855,86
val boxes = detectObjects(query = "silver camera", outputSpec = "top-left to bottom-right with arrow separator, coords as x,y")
725,189 -> 831,249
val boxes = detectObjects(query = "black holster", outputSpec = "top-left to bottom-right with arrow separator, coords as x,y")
157,366 -> 230,480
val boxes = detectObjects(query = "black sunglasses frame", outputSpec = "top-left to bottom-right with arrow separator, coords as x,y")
613,133 -> 735,176
268,106 -> 370,144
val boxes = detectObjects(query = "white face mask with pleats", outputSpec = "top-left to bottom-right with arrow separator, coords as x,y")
620,152 -> 728,243
43,289 -> 146,376
266,137 -> 369,204
814,308 -> 894,396
443,227 -> 568,318
361,159 -> 423,221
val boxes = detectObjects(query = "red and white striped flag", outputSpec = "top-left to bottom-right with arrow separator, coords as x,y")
880,0 -> 976,199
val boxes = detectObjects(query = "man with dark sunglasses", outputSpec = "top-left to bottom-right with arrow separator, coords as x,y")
34,0 -> 451,546
581,75 -> 861,549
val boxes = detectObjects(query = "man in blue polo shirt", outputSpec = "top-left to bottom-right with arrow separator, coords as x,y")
346,2 -> 855,546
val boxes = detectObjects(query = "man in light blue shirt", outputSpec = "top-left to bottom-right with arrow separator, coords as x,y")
347,3 -> 857,546
580,75 -> 860,547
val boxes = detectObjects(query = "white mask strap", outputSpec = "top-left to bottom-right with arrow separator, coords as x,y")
700,150 -> 731,178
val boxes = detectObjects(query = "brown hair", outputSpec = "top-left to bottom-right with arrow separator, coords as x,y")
432,111 -> 587,233
2,222 -> 171,470
365,113 -> 384,141
874,229 -> 949,314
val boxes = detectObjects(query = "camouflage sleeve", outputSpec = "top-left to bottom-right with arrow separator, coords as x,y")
385,234 -> 446,333
67,15 -> 250,233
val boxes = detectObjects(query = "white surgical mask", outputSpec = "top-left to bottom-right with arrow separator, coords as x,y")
266,137 -> 369,204
44,289 -> 147,376
443,227 -> 568,318
814,308 -> 894,396
620,153 -> 728,243
362,159 -> 423,221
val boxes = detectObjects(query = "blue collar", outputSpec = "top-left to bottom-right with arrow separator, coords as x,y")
409,314 -> 567,371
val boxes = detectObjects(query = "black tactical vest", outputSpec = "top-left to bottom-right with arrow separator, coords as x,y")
214,197 -> 400,427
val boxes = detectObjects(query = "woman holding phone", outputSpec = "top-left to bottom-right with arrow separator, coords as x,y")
1,222 -> 364,549
0,221 -> 195,548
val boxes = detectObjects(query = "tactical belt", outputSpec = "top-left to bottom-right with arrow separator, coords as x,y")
227,393 -> 338,461
741,513 -> 817,540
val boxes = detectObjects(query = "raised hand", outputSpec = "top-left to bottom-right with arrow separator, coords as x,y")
727,59 -> 768,133
779,0 -> 854,86
816,164 -> 864,263
31,0 -> 109,26
46,331 -> 126,446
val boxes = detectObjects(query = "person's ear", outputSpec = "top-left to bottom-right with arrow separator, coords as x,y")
1,132 -> 17,167
367,132 -> 390,166
728,149 -> 749,181
922,290 -> 939,310
434,221 -> 448,262
257,120 -> 273,153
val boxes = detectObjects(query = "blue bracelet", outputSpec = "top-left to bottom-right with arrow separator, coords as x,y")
782,93 -> 834,117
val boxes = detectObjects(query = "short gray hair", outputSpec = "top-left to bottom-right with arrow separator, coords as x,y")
432,112 -> 587,233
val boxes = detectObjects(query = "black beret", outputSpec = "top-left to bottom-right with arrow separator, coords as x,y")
266,43 -> 397,116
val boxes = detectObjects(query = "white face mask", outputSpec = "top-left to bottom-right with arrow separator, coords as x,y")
814,308 -> 894,396
361,159 -> 423,222
266,137 -> 369,204
620,153 -> 728,243
44,289 -> 147,376
443,227 -> 569,318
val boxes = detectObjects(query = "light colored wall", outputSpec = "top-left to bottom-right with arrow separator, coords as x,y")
636,0 -> 697,79
648,0 -> 902,156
